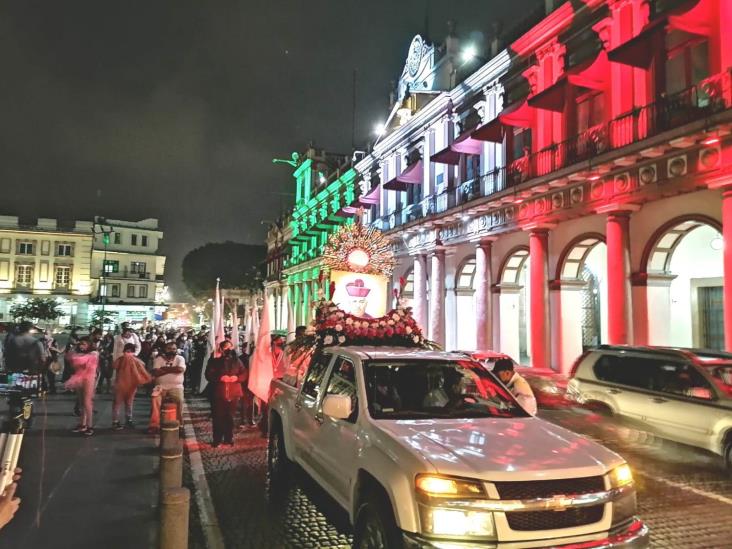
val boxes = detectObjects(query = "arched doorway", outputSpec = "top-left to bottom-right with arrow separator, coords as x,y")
498,247 -> 530,364
557,235 -> 608,349
644,217 -> 723,349
455,257 -> 476,350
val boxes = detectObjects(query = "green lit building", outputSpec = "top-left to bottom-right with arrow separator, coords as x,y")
282,147 -> 358,327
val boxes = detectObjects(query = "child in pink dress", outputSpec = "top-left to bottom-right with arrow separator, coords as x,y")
64,337 -> 99,436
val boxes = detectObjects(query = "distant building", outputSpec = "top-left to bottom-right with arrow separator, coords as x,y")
89,217 -> 167,327
264,217 -> 291,334
0,215 -> 94,326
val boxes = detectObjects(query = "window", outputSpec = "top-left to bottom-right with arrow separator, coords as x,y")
665,31 -> 709,96
138,285 -> 148,298
511,128 -> 532,160
54,266 -> 71,287
300,353 -> 331,400
127,285 -> 136,298
325,358 -> 358,422
576,92 -> 605,133
130,261 -> 146,274
56,243 -> 73,257
0,238 -> 10,253
103,260 -> 119,274
652,363 -> 713,400
110,284 -> 120,297
141,235 -> 148,246
456,258 -> 477,291
16,265 -> 33,287
100,284 -> 107,297
131,234 -> 138,246
17,242 -> 34,255
114,233 -> 121,244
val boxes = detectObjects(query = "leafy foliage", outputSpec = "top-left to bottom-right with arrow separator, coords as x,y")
10,298 -> 63,322
182,241 -> 266,298
90,309 -> 118,327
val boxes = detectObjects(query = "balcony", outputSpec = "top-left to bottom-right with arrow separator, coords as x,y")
374,69 -> 732,233
100,269 -> 154,281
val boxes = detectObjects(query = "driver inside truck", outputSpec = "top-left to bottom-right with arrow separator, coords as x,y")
371,369 -> 401,413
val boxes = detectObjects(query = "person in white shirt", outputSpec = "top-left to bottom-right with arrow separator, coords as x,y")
148,341 -> 186,434
113,323 -> 142,361
493,358 -> 537,416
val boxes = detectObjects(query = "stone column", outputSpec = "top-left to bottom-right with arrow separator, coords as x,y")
529,229 -> 550,369
603,209 -> 636,344
474,240 -> 494,349
631,273 -> 676,347
429,249 -> 446,346
412,254 -> 428,331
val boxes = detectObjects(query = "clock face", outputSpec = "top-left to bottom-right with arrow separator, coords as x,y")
407,35 -> 423,77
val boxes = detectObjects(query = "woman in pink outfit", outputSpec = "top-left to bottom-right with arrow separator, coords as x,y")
64,337 -> 99,436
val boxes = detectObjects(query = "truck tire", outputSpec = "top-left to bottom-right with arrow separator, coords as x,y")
724,440 -> 732,475
265,421 -> 291,504
353,491 -> 403,549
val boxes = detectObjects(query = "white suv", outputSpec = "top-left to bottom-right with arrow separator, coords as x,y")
568,346 -> 732,469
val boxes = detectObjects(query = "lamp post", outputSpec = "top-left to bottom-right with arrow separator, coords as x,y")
93,220 -> 115,330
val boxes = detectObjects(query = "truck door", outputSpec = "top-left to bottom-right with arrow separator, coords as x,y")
311,356 -> 360,507
292,352 -> 334,470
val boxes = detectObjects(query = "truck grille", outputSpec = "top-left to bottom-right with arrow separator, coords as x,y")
506,505 -> 605,531
494,476 -> 605,500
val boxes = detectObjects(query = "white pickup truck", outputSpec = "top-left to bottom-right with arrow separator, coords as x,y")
267,347 -> 649,548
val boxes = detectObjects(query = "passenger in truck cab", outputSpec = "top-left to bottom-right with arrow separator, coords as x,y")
371,369 -> 401,412
493,358 -> 537,415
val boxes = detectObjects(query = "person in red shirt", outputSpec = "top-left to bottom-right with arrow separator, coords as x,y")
205,340 -> 247,447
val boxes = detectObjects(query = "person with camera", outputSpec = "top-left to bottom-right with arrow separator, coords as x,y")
148,341 -> 186,434
205,340 -> 247,447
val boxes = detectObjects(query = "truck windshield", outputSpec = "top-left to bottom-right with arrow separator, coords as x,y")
364,359 -> 528,419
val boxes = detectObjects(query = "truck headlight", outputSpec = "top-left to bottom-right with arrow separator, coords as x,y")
419,506 -> 495,538
608,464 -> 634,489
415,474 -> 486,499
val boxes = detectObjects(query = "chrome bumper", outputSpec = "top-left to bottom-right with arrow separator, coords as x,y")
402,517 -> 650,549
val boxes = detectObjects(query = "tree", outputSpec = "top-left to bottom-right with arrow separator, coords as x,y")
182,241 -> 266,299
10,298 -> 63,323
90,310 -> 118,328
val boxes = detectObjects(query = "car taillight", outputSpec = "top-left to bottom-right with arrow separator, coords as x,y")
569,350 -> 590,378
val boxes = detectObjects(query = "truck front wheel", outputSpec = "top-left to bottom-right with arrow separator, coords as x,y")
353,492 -> 403,549
265,421 -> 291,504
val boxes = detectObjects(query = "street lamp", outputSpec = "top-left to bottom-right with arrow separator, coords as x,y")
461,44 -> 478,63
374,122 -> 386,137
92,220 -> 115,330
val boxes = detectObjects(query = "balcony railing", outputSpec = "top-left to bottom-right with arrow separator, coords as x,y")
101,269 -> 153,280
374,70 -> 731,232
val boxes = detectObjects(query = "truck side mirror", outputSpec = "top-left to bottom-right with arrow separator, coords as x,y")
322,394 -> 352,420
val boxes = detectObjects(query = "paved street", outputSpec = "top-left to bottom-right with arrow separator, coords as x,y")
184,397 -> 732,549
1,392 -> 158,549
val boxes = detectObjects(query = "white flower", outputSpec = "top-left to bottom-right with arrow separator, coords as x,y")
392,313 -> 400,321
345,317 -> 353,325
387,320 -> 395,326
406,327 -> 413,335
335,324 -> 343,332
336,311 -> 344,319
305,326 -> 316,335
324,335 -> 334,345
413,336 -> 420,344
338,336 -> 346,344
379,320 -> 386,327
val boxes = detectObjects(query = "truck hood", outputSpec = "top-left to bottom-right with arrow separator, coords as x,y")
375,417 -> 624,481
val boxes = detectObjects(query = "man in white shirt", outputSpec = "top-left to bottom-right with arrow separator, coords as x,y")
113,323 -> 142,361
148,341 -> 186,434
493,358 -> 537,416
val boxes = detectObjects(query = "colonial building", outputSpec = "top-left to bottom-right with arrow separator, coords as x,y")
281,147 -> 360,327
264,216 -> 292,334
89,217 -> 167,326
0,216 -> 94,326
355,0 -> 731,371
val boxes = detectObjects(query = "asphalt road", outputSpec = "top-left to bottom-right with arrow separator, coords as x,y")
183,397 -> 732,549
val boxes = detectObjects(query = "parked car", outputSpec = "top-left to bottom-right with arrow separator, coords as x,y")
463,350 -> 575,409
568,345 -> 732,469
268,347 -> 649,548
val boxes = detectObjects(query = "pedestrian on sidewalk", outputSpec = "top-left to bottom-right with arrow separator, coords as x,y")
238,348 -> 253,428
148,341 -> 186,434
113,323 -> 142,361
112,343 -> 152,430
65,337 -> 99,436
205,340 -> 247,447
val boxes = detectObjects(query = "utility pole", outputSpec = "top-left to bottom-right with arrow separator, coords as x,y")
93,219 -> 115,330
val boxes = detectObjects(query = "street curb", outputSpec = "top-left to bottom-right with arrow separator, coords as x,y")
182,400 -> 226,549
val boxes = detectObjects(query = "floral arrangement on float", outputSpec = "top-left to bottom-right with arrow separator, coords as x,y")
288,217 -> 437,358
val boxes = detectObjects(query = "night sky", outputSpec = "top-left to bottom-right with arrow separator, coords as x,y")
0,0 -> 541,300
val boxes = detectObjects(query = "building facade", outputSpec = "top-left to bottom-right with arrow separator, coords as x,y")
0,216 -> 94,326
89,217 -> 167,326
264,216 -> 292,334
281,147 -> 359,327
355,0 -> 731,371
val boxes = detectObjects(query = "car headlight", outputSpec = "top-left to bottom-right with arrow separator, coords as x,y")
415,474 -> 486,499
419,506 -> 495,538
608,463 -> 634,489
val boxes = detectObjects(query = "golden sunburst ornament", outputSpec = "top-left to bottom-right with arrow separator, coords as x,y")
322,218 -> 395,276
